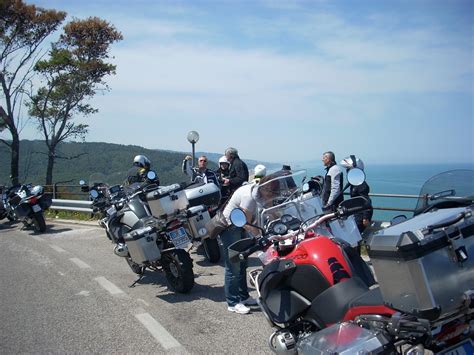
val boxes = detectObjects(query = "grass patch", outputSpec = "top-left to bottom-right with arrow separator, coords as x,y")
45,209 -> 98,221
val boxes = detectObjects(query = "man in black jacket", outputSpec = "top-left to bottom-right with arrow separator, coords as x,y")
321,151 -> 343,210
222,147 -> 249,195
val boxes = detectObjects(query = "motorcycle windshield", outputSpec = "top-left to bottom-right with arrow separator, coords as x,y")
414,169 -> 474,212
254,170 -> 322,228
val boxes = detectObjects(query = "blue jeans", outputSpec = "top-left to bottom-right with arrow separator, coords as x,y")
220,226 -> 250,307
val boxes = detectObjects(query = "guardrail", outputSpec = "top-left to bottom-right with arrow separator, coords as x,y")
47,192 -> 424,215
51,199 -> 93,213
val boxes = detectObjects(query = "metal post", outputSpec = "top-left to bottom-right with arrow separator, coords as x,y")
186,131 -> 200,169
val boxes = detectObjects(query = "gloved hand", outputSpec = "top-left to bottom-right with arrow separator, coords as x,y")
322,204 -> 332,212
184,155 -> 192,161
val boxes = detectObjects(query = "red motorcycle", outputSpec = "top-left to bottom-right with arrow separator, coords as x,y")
228,169 -> 473,354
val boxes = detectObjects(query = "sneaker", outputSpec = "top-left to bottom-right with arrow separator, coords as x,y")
227,303 -> 250,314
241,296 -> 258,306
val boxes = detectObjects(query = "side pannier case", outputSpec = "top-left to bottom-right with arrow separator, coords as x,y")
185,182 -> 221,208
367,206 -> 474,320
124,226 -> 161,264
146,183 -> 188,218
185,205 -> 211,239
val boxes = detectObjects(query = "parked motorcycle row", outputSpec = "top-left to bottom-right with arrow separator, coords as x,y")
0,183 -> 52,232
2,167 -> 473,354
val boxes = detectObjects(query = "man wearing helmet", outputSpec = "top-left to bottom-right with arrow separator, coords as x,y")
340,155 -> 373,233
216,156 -> 231,206
321,151 -> 343,211
127,155 -> 157,185
182,155 -> 219,186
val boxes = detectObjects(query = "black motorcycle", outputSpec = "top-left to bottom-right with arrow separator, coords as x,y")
0,185 -> 16,222
7,184 -> 52,232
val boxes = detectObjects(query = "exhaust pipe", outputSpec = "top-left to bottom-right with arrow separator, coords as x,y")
114,243 -> 129,257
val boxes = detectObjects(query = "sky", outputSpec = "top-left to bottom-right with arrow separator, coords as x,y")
7,0 -> 474,165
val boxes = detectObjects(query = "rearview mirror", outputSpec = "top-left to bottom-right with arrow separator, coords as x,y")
347,168 -> 366,186
230,208 -> 247,227
147,170 -> 157,181
79,180 -> 86,186
90,189 -> 99,199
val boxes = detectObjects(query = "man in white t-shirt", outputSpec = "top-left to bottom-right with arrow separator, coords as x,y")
220,167 -> 267,315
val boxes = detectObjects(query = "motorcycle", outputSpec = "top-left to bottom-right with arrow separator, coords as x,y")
227,169 -> 473,354
0,185 -> 16,222
7,183 -> 52,232
81,170 -> 221,293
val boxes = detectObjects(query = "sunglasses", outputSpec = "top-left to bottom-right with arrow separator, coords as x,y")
199,159 -> 207,162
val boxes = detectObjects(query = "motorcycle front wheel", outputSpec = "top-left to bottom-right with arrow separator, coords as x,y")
33,211 -> 46,232
162,249 -> 194,293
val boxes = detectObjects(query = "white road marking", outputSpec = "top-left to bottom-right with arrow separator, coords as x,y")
94,276 -> 125,295
135,312 -> 184,351
69,258 -> 91,269
76,290 -> 90,296
50,244 -> 66,253
137,298 -> 150,307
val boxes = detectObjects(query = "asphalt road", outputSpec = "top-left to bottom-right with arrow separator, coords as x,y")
0,219 -> 274,354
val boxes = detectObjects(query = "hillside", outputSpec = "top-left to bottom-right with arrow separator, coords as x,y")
0,140 -> 280,186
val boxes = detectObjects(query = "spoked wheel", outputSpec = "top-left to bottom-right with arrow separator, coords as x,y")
33,212 -> 46,233
126,256 -> 145,275
202,238 -> 221,263
162,249 -> 194,293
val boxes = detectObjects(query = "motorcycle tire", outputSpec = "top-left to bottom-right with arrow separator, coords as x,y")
126,256 -> 145,275
33,212 -> 46,233
202,238 -> 221,263
7,212 -> 16,222
162,249 -> 194,293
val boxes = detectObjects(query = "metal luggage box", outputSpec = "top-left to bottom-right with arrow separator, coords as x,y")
124,226 -> 161,264
146,184 -> 188,217
185,205 -> 211,239
366,207 -> 474,319
185,182 -> 221,207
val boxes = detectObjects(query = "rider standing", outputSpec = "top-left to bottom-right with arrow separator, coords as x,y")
182,155 -> 219,186
321,151 -> 343,211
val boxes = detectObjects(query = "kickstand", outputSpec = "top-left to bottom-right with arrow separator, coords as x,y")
129,272 -> 145,288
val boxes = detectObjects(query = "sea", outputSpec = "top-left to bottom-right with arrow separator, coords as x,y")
287,163 -> 474,221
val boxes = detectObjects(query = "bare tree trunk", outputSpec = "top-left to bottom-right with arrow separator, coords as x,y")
46,149 -> 55,185
10,131 -> 20,186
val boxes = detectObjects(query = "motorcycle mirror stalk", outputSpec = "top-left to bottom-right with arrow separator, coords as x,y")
229,208 -> 264,234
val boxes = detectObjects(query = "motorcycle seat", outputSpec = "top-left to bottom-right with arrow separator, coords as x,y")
349,286 -> 384,308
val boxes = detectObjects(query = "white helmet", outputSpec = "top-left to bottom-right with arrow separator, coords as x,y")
340,155 -> 364,170
133,155 -> 151,169
254,164 -> 267,178
218,156 -> 230,165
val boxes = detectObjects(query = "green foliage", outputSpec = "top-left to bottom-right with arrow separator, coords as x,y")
0,140 -> 200,186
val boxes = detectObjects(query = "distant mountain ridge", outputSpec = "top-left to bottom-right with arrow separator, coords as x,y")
0,140 -> 281,185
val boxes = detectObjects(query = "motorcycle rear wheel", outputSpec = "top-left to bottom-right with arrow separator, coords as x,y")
202,238 -> 221,263
33,212 -> 46,232
162,249 -> 194,293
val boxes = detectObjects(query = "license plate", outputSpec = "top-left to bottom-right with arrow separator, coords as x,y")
167,227 -> 191,249
440,339 -> 474,355
32,204 -> 41,212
